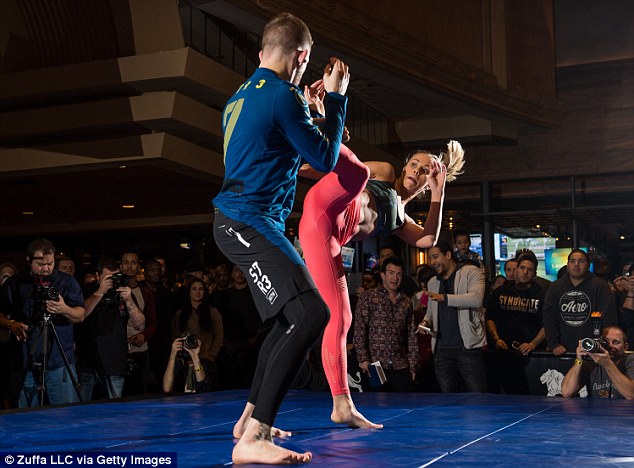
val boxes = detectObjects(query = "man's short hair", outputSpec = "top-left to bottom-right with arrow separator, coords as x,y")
516,253 -> 538,271
144,258 -> 162,269
452,229 -> 470,242
97,257 -> 120,274
262,12 -> 312,54
379,245 -> 397,255
603,325 -> 627,343
121,249 -> 140,259
380,256 -> 404,273
431,240 -> 454,257
567,248 -> 589,262
27,238 -> 55,258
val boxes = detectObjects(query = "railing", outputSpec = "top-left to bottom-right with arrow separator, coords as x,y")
178,3 -> 390,146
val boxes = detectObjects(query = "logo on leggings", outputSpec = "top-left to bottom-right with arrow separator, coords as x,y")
249,261 -> 278,305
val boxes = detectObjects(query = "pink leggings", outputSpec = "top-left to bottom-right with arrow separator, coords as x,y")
299,144 -> 370,396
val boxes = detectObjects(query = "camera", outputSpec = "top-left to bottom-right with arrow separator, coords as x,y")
33,283 -> 60,302
177,333 -> 199,359
182,333 -> 199,349
581,337 -> 608,353
110,273 -> 130,290
103,273 -> 130,306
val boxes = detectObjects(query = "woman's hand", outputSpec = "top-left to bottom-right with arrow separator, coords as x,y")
305,79 -> 325,115
426,159 -> 446,196
170,337 -> 184,357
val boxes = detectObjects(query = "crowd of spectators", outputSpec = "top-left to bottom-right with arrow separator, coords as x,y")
1,233 -> 633,409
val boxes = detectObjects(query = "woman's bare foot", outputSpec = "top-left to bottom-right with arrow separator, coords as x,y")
331,394 -> 383,429
233,403 -> 292,439
232,418 -> 311,465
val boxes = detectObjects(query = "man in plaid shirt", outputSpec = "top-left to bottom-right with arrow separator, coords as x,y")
354,256 -> 419,391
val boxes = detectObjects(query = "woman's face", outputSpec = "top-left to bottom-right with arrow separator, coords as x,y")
190,281 -> 206,302
401,152 -> 432,194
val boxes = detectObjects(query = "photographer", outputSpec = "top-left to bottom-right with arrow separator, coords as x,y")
561,326 -> 634,399
76,257 -> 145,400
162,335 -> 211,393
171,279 -> 223,390
0,239 -> 85,407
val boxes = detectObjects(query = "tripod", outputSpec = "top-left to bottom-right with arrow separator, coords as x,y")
26,312 -> 82,406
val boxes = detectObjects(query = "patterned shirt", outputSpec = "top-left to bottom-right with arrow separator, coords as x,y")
353,286 -> 419,372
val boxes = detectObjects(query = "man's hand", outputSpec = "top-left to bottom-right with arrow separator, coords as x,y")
129,333 -> 146,347
552,344 -> 567,356
46,296 -> 69,317
118,286 -> 133,303
96,274 -> 113,297
359,360 -> 370,374
494,338 -> 509,351
423,290 -> 444,302
517,342 -> 535,356
322,57 -> 350,95
586,345 -> 612,367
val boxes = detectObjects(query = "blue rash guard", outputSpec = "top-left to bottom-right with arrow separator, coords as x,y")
213,68 -> 347,236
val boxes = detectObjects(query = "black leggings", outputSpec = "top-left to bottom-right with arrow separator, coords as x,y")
249,290 -> 329,426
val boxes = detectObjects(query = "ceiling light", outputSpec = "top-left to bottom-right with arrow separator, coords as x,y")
22,211 -> 34,215
122,204 -> 135,209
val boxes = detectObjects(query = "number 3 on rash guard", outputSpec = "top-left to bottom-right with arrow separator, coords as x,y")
223,79 -> 267,159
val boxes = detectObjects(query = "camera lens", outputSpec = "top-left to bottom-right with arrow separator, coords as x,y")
183,334 -> 198,349
581,338 -> 603,353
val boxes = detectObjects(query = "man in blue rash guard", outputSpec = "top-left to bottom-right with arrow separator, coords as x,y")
212,12 -> 350,465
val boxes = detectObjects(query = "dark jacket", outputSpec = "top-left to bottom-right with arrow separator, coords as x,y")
543,273 -> 616,351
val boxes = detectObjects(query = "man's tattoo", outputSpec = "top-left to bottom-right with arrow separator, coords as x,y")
256,422 -> 272,441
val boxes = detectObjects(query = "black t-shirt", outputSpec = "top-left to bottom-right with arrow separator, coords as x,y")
76,284 -> 128,376
485,281 -> 545,346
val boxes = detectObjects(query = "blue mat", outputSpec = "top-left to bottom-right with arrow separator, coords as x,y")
1,390 -> 633,466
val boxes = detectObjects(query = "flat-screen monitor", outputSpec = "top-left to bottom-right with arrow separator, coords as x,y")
341,246 -> 355,271
544,247 -> 593,276
365,252 -> 379,270
470,234 -> 556,262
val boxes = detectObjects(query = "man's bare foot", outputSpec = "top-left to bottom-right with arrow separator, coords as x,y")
233,403 -> 292,439
232,418 -> 311,465
331,394 -> 383,429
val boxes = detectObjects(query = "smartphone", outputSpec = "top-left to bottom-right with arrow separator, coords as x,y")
417,324 -> 437,338
418,324 -> 432,333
